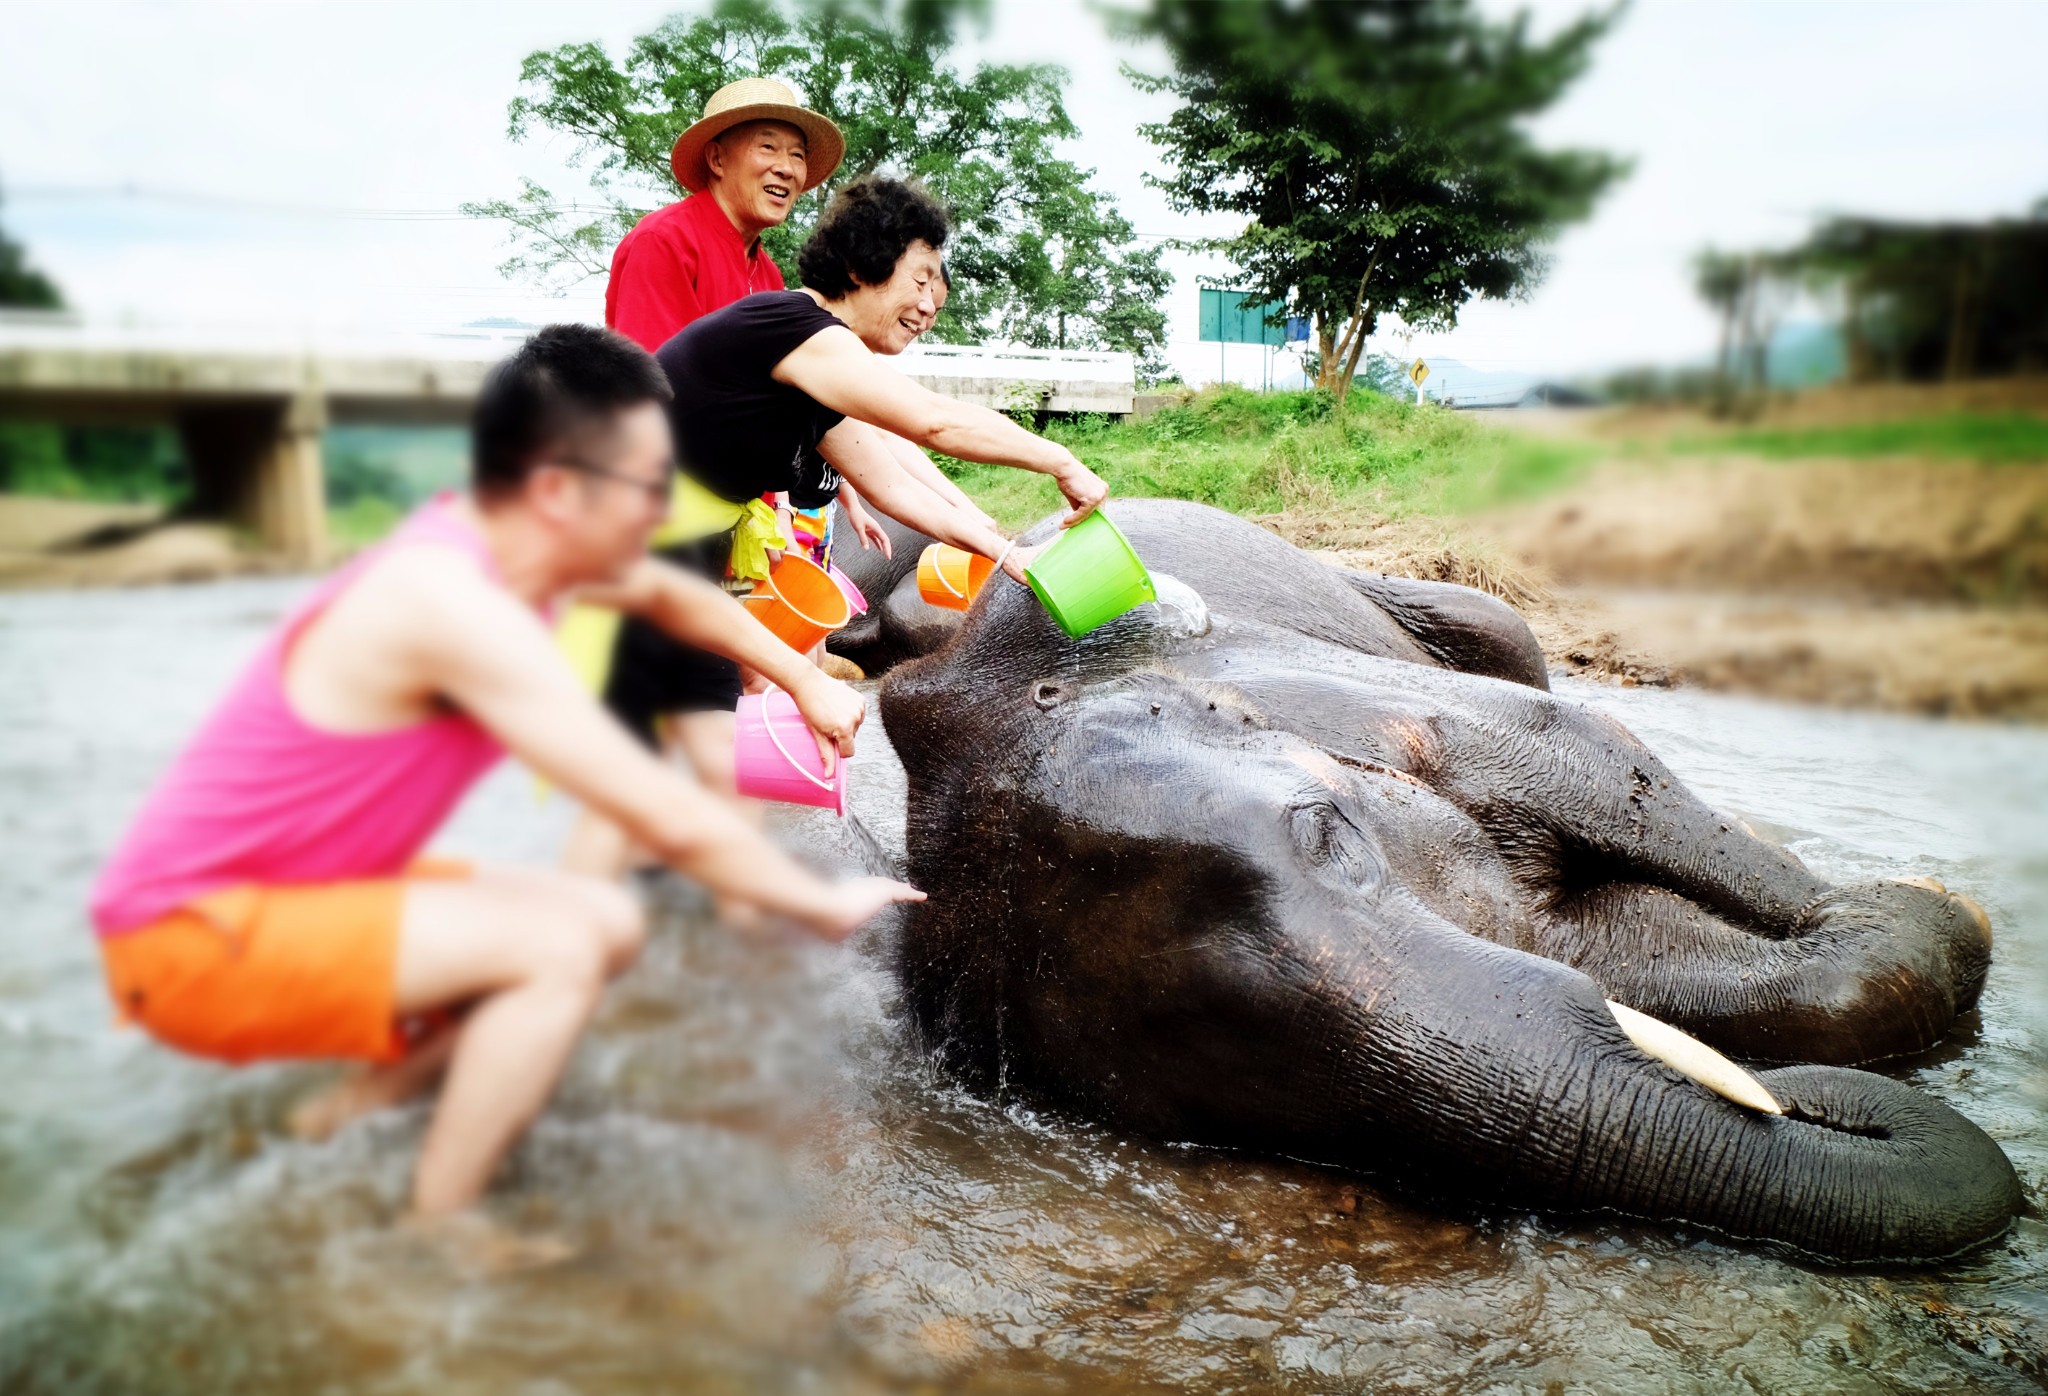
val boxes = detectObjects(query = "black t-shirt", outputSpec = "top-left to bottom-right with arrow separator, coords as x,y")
655,291 -> 850,509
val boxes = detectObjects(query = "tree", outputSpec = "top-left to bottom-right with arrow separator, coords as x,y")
464,0 -> 1169,367
1692,246 -> 1805,411
1125,0 -> 1625,400
1693,247 -> 1746,400
0,188 -> 62,309
1352,352 -> 1413,399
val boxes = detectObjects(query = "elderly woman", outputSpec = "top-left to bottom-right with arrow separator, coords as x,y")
603,178 -> 1105,748
564,178 -> 1105,878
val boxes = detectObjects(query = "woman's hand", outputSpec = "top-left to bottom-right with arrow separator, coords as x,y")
841,492 -> 892,558
999,542 -> 1041,586
1054,454 -> 1109,526
768,502 -> 794,568
789,668 -> 865,773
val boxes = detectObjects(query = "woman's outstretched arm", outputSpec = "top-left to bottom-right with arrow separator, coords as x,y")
774,326 -> 1106,526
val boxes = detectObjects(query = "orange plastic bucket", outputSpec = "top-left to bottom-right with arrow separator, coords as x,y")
742,551 -> 853,651
916,543 -> 996,611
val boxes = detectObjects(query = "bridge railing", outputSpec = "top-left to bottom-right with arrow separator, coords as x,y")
894,342 -> 1136,413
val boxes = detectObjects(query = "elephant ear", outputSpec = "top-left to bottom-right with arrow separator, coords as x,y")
1339,571 -> 1550,690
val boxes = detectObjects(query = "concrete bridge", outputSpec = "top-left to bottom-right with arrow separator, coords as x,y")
0,313 -> 1137,563
0,314 -> 502,563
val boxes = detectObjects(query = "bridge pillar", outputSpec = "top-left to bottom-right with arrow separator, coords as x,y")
176,391 -> 328,563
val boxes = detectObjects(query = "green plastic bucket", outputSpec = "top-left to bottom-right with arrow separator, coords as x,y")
1024,509 -> 1156,638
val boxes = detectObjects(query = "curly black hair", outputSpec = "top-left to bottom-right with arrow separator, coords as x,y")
797,176 -> 950,298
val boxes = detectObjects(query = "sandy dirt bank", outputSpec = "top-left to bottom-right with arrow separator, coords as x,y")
0,498 -> 284,590
1275,451 -> 2048,721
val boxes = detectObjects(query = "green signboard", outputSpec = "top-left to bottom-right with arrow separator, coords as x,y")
1198,288 -> 1288,346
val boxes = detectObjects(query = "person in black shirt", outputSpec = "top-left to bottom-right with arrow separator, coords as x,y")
574,176 -> 1108,878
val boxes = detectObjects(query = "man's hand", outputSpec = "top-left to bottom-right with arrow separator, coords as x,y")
805,876 -> 926,942
1054,454 -> 1109,526
789,667 -> 865,773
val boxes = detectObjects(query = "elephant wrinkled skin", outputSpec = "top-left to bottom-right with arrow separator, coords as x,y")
874,499 -> 2020,1264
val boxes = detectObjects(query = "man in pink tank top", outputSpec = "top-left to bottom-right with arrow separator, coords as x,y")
90,324 -> 922,1239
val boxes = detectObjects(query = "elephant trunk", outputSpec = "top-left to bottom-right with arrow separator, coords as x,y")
1394,978 -> 2026,1263
1280,925 -> 2024,1265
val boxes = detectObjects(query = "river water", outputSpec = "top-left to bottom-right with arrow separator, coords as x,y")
1,577 -> 2042,1393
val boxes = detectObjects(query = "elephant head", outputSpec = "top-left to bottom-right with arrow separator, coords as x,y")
878,500 -> 2020,1264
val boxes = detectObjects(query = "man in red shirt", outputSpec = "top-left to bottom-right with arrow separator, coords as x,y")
574,78 -> 851,880
605,76 -> 845,352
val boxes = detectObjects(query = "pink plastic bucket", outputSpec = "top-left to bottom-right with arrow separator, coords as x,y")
829,563 -> 869,616
734,688 -> 847,816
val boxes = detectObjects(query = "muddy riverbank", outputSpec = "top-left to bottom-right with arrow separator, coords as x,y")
1273,450 -> 2048,721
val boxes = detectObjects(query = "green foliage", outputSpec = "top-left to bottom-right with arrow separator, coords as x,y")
464,0 -> 1169,364
319,428 -> 469,546
328,495 -> 406,549
0,424 -> 185,502
0,189 -> 62,309
1352,352 -> 1413,399
943,387 -> 1593,530
1675,413 -> 2048,467
1803,213 -> 2048,382
324,450 -> 414,509
1124,0 -> 1625,397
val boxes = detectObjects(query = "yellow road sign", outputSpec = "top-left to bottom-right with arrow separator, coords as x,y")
1409,358 -> 1430,386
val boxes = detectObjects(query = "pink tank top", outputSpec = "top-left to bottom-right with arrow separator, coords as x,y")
91,496 -> 532,936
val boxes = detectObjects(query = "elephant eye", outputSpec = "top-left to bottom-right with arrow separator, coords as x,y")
1288,799 -> 1342,867
1031,680 -> 1071,710
1286,797 -> 1383,889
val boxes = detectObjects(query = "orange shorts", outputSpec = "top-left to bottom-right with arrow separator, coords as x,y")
99,859 -> 471,1066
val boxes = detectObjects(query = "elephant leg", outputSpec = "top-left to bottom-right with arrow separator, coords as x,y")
1207,658 -> 1832,932
1402,688 -> 1995,1062
1192,653 -> 1993,1064
1339,571 -> 1551,691
1528,880 -> 1992,1064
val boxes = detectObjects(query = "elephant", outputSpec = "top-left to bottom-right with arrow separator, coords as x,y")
828,512 -> 968,677
871,498 -> 2021,1264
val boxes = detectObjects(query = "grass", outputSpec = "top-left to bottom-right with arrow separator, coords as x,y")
1671,412 -> 2048,467
944,386 -> 1597,531
327,494 -> 405,550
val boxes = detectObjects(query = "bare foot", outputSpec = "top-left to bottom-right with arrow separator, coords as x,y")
288,1025 -> 459,1141
401,1211 -> 579,1276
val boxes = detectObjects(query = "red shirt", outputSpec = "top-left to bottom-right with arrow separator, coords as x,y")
605,194 -> 786,353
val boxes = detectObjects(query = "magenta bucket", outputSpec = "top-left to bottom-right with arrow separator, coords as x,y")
734,688 -> 848,816
829,563 -> 869,616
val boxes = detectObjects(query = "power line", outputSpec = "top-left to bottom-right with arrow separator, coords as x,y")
6,183 -> 629,222
12,184 -> 1200,243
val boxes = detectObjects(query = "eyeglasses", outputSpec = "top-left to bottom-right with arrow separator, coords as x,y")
558,458 -> 674,507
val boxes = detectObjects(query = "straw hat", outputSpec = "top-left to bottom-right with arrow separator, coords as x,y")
669,77 -> 845,195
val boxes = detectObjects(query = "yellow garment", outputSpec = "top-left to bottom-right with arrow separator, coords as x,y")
553,472 -> 792,705
653,470 -> 786,585
556,603 -> 622,696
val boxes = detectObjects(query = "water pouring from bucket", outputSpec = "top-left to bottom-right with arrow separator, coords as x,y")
1023,510 -> 1156,638
735,687 -> 849,816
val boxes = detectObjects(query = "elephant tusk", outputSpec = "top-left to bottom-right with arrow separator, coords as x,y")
1606,1000 -> 1783,1115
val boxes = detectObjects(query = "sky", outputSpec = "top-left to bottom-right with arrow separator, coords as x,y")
3,0 -> 2044,385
